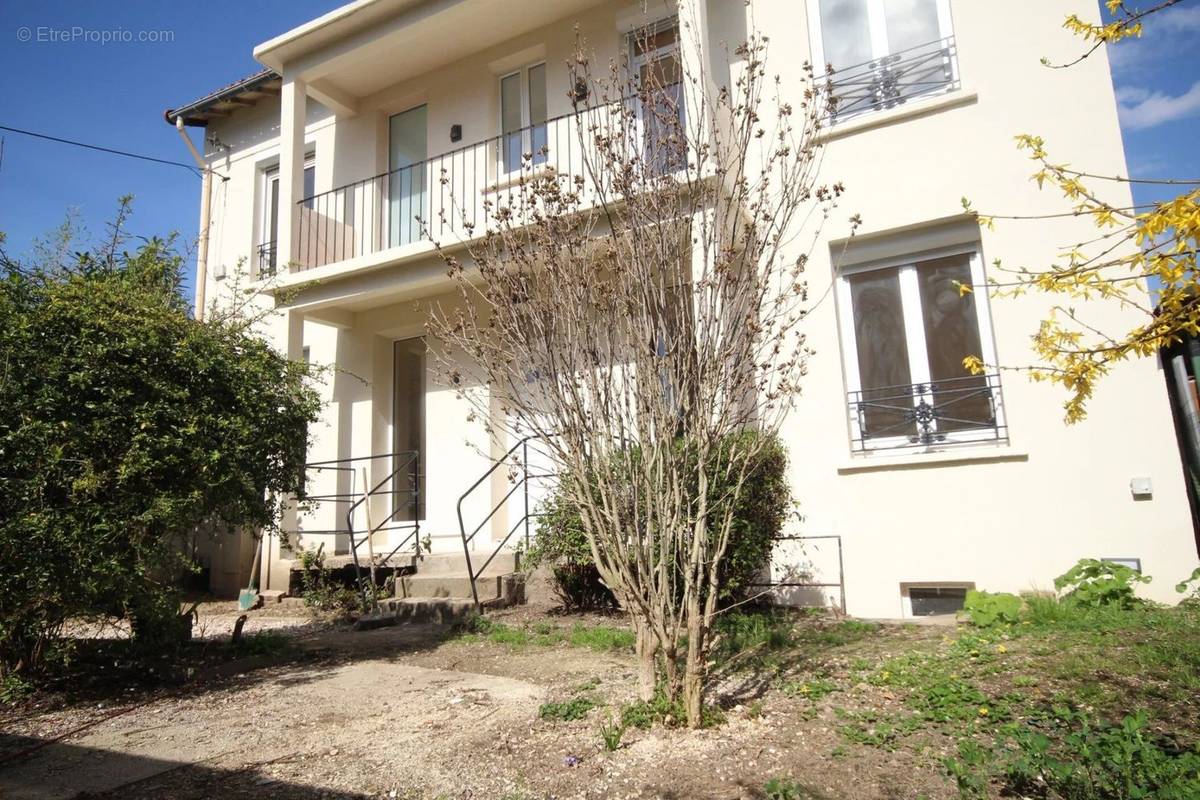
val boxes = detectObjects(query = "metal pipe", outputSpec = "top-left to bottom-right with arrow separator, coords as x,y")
175,117 -> 214,321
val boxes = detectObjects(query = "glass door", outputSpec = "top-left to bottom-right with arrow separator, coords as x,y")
388,105 -> 427,248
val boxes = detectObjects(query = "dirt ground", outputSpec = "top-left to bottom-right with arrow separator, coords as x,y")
0,602 -> 955,800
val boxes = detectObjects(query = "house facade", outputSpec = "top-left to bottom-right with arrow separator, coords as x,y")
167,0 -> 1200,618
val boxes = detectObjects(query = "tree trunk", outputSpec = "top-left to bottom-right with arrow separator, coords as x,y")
635,619 -> 659,701
683,597 -> 705,728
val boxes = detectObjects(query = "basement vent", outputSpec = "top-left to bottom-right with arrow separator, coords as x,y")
908,586 -> 968,616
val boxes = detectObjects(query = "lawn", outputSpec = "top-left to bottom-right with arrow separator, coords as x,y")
3,595 -> 1198,799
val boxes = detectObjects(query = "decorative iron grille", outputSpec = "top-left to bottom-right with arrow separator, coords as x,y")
848,373 -> 1006,452
825,36 -> 959,123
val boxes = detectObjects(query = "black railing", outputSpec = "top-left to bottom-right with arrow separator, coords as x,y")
256,240 -> 277,278
848,373 -> 1006,452
289,451 -> 421,605
826,36 -> 959,123
294,89 -> 686,271
456,436 -> 557,609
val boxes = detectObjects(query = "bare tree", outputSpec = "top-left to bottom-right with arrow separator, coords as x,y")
428,14 -> 841,727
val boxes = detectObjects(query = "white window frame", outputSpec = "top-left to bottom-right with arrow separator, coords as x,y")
806,0 -> 958,122
836,244 -> 1004,453
498,61 -> 547,176
258,156 -> 314,277
628,16 -> 686,172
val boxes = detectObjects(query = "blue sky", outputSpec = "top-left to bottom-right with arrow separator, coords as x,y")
0,1 -> 1196,305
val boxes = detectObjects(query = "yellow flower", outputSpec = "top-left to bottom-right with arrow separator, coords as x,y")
996,645 -> 1008,654
978,707 -> 990,717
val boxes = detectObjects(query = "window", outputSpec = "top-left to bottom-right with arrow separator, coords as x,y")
500,63 -> 547,174
259,158 -> 314,277
629,17 -> 686,174
808,0 -> 958,121
837,246 -> 1005,452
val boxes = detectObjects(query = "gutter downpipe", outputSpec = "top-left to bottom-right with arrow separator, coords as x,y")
175,116 -> 213,322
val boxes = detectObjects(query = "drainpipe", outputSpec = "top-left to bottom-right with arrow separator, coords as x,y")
175,116 -> 213,322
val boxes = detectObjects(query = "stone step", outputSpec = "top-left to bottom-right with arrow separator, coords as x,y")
415,550 -> 520,576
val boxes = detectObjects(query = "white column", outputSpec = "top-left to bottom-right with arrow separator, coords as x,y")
263,308 -> 307,591
277,73 -> 307,271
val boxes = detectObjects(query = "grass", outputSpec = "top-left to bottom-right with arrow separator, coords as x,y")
458,617 -> 634,652
538,695 -> 598,722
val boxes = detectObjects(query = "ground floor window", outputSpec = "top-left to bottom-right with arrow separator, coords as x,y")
837,244 -> 1006,452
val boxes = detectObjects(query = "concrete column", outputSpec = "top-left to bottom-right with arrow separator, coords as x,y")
277,73 -> 307,271
263,308 -> 307,592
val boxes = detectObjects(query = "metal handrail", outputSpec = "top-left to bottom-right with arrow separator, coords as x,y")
292,450 -> 421,606
456,435 -> 556,609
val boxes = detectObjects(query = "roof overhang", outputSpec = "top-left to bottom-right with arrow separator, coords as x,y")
163,69 -> 282,128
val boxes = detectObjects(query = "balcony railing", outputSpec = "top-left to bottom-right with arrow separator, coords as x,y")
848,373 -> 1006,453
826,36 -> 959,123
257,240 -> 277,278
293,91 -> 685,272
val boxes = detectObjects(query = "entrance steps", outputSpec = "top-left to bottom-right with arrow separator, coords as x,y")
354,550 -> 524,630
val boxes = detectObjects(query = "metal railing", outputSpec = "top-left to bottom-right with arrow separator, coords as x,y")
293,89 -> 686,271
748,532 -> 846,614
256,240 -> 277,278
826,36 -> 959,123
290,450 -> 422,604
456,436 -> 557,609
848,373 -> 1006,452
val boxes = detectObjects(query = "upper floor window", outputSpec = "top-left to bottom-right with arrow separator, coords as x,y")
629,17 -> 686,174
259,158 -> 313,278
500,62 -> 547,174
809,0 -> 958,123
837,245 -> 1006,452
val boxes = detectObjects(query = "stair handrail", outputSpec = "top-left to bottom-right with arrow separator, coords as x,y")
344,450 -> 421,606
456,435 -> 556,609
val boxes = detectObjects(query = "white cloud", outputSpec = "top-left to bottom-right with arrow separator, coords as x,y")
1118,80 -> 1200,130
1107,4 -> 1200,75
1157,4 -> 1200,34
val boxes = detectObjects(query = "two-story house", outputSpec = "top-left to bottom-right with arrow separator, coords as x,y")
166,0 -> 1200,618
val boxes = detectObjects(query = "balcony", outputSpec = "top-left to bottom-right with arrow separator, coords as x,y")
825,36 -> 959,124
848,373 -> 1006,453
291,93 -> 685,273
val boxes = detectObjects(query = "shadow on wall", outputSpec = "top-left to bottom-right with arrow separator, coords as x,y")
0,736 -> 374,800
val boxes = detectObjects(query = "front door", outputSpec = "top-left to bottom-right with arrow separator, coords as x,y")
393,337 -> 426,522
388,105 -> 427,248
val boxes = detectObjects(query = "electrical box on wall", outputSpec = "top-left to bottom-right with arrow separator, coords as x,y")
1130,476 -> 1153,498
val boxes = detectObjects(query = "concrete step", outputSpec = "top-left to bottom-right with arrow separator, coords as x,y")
415,550 -> 520,576
355,597 -> 477,629
397,571 -> 525,606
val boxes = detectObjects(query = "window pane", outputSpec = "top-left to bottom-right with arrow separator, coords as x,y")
501,72 -> 523,172
848,267 -> 915,439
882,0 -> 941,53
916,254 -> 993,432
528,64 -> 547,166
818,0 -> 872,69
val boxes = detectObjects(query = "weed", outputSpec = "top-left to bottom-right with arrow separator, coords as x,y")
620,687 -> 725,729
538,696 -> 597,722
763,776 -> 817,800
0,673 -> 32,704
230,630 -> 293,658
962,590 -> 1022,628
1054,558 -> 1151,609
566,623 -> 635,651
781,676 -> 838,701
745,699 -> 764,719
598,716 -> 624,751
942,740 -> 991,799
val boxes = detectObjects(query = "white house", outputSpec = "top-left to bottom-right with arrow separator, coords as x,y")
166,0 -> 1200,619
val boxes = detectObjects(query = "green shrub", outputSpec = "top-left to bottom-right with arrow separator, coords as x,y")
1176,566 -> 1200,604
620,686 -> 725,729
962,590 -> 1023,628
0,218 -> 320,677
1055,558 -> 1151,609
528,431 -> 790,609
297,545 -> 361,615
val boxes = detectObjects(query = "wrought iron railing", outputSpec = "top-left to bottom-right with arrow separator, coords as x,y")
848,373 -> 1006,452
456,436 -> 557,609
256,240 -> 277,278
293,89 -> 685,271
826,36 -> 959,123
288,450 -> 421,605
